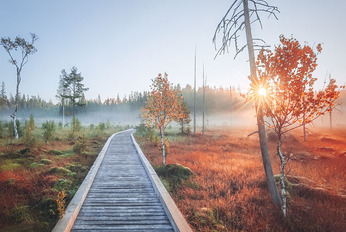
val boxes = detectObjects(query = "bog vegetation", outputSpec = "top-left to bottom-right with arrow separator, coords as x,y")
135,126 -> 346,231
0,117 -> 128,231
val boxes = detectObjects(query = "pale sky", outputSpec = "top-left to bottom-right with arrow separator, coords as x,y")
1,0 -> 345,104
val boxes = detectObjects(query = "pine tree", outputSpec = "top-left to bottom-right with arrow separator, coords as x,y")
59,67 -> 89,118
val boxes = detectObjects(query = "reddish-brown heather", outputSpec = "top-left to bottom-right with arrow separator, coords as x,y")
139,126 -> 346,231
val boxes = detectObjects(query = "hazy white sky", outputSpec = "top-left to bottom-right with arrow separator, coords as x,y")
1,0 -> 345,103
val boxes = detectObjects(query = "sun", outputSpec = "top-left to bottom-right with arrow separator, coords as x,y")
258,87 -> 267,97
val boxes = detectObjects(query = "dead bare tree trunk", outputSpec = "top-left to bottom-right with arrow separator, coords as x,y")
230,86 -> 233,126
202,64 -> 205,136
193,48 -> 197,136
243,0 -> 282,207
213,0 -> 281,207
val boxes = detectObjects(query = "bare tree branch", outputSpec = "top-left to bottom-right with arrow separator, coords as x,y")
214,0 -> 279,59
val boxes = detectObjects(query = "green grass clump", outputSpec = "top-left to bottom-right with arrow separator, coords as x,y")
48,149 -> 63,156
55,151 -> 74,158
0,160 -> 21,171
35,197 -> 57,220
9,204 -> 31,224
30,162 -> 45,169
52,179 -> 73,192
159,177 -> 171,192
47,167 -> 74,178
39,159 -> 53,165
154,164 -> 193,193
65,163 -> 87,173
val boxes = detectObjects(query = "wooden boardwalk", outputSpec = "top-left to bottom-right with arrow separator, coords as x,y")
53,129 -> 192,232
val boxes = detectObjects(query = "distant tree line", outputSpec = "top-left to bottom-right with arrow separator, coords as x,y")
181,84 -> 244,115
0,80 -> 245,120
0,81 -> 56,118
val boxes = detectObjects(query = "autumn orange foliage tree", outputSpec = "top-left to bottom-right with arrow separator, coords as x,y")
249,35 -> 343,217
142,73 -> 184,165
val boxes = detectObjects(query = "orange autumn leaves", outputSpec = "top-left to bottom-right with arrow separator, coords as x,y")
142,73 -> 187,165
249,35 -> 343,131
142,73 -> 184,132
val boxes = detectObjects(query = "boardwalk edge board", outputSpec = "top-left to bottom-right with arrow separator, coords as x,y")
131,133 -> 193,232
52,129 -> 132,232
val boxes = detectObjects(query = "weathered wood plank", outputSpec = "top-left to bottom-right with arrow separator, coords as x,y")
70,130 -> 175,232
72,224 -> 174,231
74,219 -> 171,225
51,129 -> 192,232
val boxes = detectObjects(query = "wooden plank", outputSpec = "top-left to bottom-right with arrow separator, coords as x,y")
72,224 -> 174,231
69,130 -> 175,232
131,134 -> 193,232
55,129 -> 190,232
73,219 -> 171,225
52,130 -> 129,232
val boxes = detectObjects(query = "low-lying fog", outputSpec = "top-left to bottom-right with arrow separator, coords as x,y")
0,100 -> 344,131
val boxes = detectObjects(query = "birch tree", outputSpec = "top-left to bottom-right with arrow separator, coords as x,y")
142,73 -> 183,165
1,33 -> 38,139
251,36 -> 343,216
213,0 -> 282,206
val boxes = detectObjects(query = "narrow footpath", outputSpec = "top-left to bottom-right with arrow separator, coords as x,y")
71,130 -> 174,231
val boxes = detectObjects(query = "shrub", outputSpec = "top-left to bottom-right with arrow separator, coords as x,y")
97,122 -> 106,131
106,120 -> 111,129
73,136 -> 88,154
136,123 -> 156,140
58,121 -> 63,129
0,120 -> 5,138
42,120 -> 56,143
36,197 -> 58,219
23,115 -> 36,148
68,117 -> 81,140
10,204 -> 31,223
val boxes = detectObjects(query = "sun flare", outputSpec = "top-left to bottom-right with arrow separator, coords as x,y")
258,87 -> 267,97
